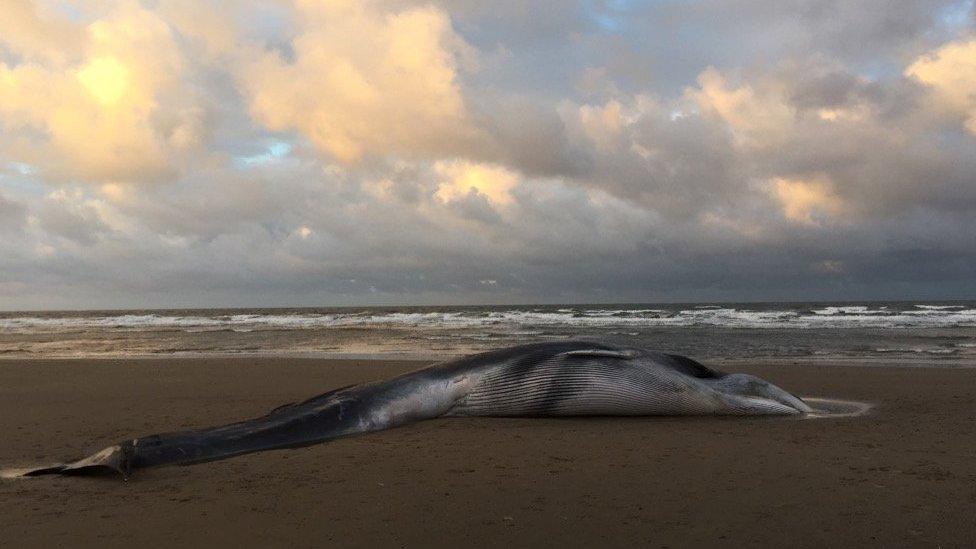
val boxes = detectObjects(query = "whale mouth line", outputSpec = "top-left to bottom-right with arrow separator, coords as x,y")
800,397 -> 874,419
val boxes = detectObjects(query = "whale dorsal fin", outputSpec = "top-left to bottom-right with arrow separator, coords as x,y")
559,349 -> 636,360
663,353 -> 724,379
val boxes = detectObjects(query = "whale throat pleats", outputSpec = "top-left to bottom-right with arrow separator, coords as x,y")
449,351 -> 696,416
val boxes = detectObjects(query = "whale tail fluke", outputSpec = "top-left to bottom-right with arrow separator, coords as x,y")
9,444 -> 132,480
18,464 -> 67,476
5,386 -> 363,481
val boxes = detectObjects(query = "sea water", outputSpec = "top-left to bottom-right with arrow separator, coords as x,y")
0,301 -> 973,363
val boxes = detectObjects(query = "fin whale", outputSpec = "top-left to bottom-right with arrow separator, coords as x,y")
9,341 -> 812,479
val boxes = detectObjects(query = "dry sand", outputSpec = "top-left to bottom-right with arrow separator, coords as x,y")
1,357 -> 974,548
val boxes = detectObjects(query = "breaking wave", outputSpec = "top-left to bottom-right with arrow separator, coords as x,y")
2,303 -> 974,333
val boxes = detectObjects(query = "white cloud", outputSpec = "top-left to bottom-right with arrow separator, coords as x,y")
236,0 -> 481,163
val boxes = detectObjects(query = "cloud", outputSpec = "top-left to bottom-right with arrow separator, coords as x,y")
0,190 -> 27,233
35,188 -> 111,245
1,1 -> 975,308
769,176 -> 846,226
0,0 -> 85,64
570,99 -> 628,152
236,0 -> 481,163
433,160 -> 518,205
0,1 -> 209,184
905,38 -> 976,133
686,67 -> 795,150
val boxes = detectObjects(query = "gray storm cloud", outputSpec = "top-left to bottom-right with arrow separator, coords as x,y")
0,0 -> 974,309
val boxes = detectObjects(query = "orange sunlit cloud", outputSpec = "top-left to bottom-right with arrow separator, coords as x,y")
770,176 -> 846,226
905,38 -> 976,134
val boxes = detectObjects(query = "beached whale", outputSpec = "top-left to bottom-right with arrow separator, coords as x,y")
11,341 -> 812,479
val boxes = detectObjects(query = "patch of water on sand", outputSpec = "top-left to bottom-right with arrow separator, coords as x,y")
801,397 -> 874,418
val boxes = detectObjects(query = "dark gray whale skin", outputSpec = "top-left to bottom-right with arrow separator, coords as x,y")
15,341 -> 811,479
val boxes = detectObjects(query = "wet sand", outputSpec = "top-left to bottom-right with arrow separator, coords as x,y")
1,357 -> 974,548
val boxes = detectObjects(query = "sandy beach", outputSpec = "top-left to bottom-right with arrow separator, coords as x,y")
1,357 -> 974,548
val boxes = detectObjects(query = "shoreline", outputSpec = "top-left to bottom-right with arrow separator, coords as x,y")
2,352 -> 975,369
2,357 -> 975,547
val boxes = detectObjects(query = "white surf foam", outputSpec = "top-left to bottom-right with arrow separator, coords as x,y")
2,305 -> 974,334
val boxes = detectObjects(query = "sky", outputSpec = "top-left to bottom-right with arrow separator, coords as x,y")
1,0 -> 975,310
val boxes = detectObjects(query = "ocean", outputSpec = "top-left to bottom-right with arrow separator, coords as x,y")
1,301 -> 974,364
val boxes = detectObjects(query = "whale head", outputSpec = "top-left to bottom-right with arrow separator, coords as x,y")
710,373 -> 813,414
